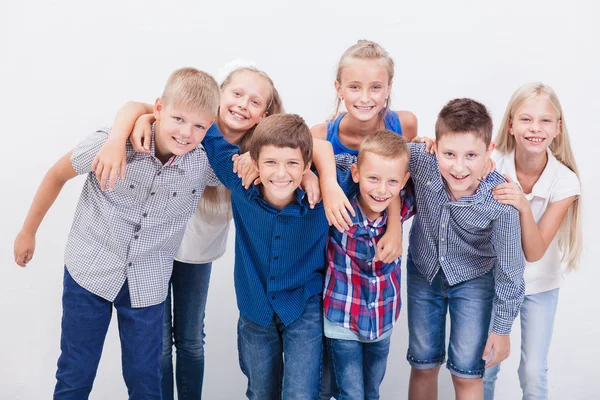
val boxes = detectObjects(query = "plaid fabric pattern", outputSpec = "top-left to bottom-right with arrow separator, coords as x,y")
323,185 -> 415,341
406,143 -> 525,335
65,126 -> 219,308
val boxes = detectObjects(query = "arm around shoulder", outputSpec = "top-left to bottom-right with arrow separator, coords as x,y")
397,111 -> 418,141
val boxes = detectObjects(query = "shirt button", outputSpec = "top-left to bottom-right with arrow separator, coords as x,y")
142,212 -> 148,218
129,184 -> 135,189
441,224 -> 445,228
134,235 -> 139,240
173,192 -> 177,197
440,256 -> 445,261
368,242 -> 373,247
371,279 -> 376,284
271,296 -> 275,300
134,225 -> 141,232
150,192 -> 156,196
157,171 -> 162,176
273,256 -> 279,260
192,189 -> 196,194
441,237 -> 445,241
427,181 -> 432,185
128,262 -> 132,267
370,302 -> 375,307
275,235 -> 281,240
270,276 -> 275,281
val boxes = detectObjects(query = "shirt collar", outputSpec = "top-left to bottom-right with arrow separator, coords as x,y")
350,195 -> 387,229
246,184 -> 309,216
502,149 -> 558,200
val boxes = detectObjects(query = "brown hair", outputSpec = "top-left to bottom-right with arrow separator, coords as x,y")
333,40 -> 395,119
201,67 -> 284,218
435,98 -> 493,147
247,114 -> 312,165
357,130 -> 409,166
162,67 -> 220,115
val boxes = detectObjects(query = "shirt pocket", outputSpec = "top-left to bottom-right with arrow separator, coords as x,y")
163,182 -> 202,220
104,178 -> 140,208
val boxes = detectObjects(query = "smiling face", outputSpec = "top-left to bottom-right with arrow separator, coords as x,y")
153,98 -> 215,163
253,145 -> 310,210
351,152 -> 410,220
435,132 -> 494,200
219,70 -> 271,139
510,95 -> 561,156
335,58 -> 392,123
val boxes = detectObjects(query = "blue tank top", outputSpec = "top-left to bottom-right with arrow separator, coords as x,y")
326,111 -> 403,155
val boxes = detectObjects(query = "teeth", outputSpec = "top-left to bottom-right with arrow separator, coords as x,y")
271,181 -> 291,188
174,138 -> 188,145
371,195 -> 389,202
355,106 -> 373,111
453,175 -> 467,179
230,111 -> 247,120
526,137 -> 544,143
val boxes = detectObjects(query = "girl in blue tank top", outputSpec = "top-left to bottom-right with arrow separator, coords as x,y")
311,40 -> 418,400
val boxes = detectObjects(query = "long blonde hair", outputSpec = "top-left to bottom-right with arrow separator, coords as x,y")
495,82 -> 582,270
332,40 -> 394,120
200,66 -> 284,218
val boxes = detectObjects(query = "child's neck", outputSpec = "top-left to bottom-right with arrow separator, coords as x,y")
341,113 -> 385,140
259,186 -> 295,210
218,120 -> 246,145
153,125 -> 173,165
514,147 -> 548,194
357,194 -> 383,221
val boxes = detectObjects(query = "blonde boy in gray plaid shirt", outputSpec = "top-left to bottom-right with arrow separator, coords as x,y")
14,67 -> 220,399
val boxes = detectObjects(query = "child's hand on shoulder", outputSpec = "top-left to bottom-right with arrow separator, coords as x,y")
411,136 -> 435,154
300,170 -> 321,209
493,175 -> 528,213
483,332 -> 511,368
322,181 -> 355,233
480,156 -> 496,181
375,228 -> 403,263
232,152 -> 260,189
92,138 -> 127,191
14,230 -> 35,267
131,114 -> 154,153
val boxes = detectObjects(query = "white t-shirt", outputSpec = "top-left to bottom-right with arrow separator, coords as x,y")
175,186 -> 232,264
491,149 -> 580,295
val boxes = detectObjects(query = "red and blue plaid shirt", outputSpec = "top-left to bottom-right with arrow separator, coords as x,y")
323,183 -> 415,340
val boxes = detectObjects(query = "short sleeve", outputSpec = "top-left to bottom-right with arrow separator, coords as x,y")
70,128 -> 110,175
550,165 -> 580,203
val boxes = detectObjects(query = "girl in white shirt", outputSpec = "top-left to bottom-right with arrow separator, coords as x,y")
483,82 -> 582,400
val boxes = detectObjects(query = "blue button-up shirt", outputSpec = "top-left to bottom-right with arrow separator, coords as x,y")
407,143 -> 525,335
201,125 -> 358,327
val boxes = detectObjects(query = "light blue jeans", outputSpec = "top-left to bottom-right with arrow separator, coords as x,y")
483,288 -> 560,400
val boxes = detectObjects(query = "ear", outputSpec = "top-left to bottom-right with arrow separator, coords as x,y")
508,118 -> 514,135
350,163 -> 360,184
303,160 -> 312,173
386,80 -> 393,99
557,119 -> 563,136
334,80 -> 342,98
251,157 -> 259,172
154,98 -> 163,120
486,141 -> 496,155
400,171 -> 411,188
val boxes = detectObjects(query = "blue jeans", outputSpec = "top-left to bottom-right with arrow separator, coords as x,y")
329,337 -> 391,400
483,288 -> 559,400
54,267 -> 164,399
320,339 -> 340,400
406,255 -> 494,378
160,260 -> 212,400
237,294 -> 323,400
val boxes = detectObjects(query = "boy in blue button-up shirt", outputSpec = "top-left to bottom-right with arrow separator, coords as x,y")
201,113 -> 358,399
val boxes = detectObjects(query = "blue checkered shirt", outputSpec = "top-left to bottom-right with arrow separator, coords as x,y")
65,126 -> 219,308
407,143 -> 525,335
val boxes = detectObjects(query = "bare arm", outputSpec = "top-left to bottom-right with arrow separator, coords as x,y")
397,111 -> 418,142
14,152 -> 78,267
493,175 -> 576,262
92,101 -> 154,191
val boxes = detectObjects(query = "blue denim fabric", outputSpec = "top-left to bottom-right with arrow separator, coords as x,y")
483,288 -> 559,400
160,261 -> 212,400
329,337 -> 391,400
406,255 -> 494,378
237,294 -> 323,400
54,267 -> 164,399
320,340 -> 340,400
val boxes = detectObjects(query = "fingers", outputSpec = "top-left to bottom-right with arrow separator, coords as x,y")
482,337 -> 493,363
232,154 -> 240,173
120,160 -> 126,180
108,168 -> 119,192
143,129 -> 151,151
503,174 -> 513,183
328,209 -> 350,232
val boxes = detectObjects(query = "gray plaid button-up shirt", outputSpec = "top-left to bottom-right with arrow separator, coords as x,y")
65,126 -> 220,308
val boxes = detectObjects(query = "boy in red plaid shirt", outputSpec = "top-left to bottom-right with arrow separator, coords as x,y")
322,130 -> 414,399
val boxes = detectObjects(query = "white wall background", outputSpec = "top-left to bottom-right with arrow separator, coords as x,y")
1,0 -> 598,399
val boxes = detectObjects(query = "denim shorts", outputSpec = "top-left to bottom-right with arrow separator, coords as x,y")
406,255 -> 494,378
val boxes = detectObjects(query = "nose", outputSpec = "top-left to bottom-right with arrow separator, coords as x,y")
360,88 -> 370,103
530,120 -> 540,132
276,162 -> 286,177
237,96 -> 249,110
378,180 -> 387,194
180,125 -> 194,138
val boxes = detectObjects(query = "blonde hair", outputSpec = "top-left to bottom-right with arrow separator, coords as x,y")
357,130 -> 409,167
495,82 -> 582,270
201,66 -> 284,218
162,67 -> 220,116
333,40 -> 395,119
